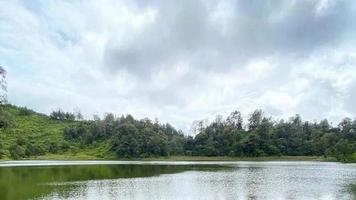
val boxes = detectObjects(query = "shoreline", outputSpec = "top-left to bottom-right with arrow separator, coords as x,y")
0,155 -> 339,162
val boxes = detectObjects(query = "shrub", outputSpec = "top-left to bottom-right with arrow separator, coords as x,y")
0,109 -> 12,128
0,141 -> 4,159
9,144 -> 25,160
48,142 -> 59,153
60,141 -> 70,152
0,149 -> 4,159
25,143 -> 46,157
16,136 -> 27,146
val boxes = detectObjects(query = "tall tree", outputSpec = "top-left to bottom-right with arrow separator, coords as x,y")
226,110 -> 243,129
248,109 -> 263,131
0,67 -> 7,104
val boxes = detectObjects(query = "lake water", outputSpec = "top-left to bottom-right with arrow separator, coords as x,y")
0,161 -> 355,200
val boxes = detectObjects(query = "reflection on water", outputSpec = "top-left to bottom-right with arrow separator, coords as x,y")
0,161 -> 355,200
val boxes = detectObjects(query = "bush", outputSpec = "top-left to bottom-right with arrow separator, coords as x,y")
0,141 -> 4,159
48,142 -> 59,153
0,109 -> 12,128
9,144 -> 25,160
25,143 -> 46,157
60,141 -> 70,152
0,149 -> 4,159
16,136 -> 27,146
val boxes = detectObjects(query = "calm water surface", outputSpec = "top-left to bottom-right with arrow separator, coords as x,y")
0,161 -> 355,200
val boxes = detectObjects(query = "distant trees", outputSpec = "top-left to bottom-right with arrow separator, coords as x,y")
61,108 -> 354,160
63,113 -> 187,158
50,109 -> 76,121
189,109 -> 356,161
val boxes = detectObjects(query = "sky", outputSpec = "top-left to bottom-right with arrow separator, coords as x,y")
1,0 -> 356,133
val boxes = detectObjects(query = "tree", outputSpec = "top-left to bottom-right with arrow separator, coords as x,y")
9,144 -> 25,160
248,109 -> 263,131
74,108 -> 84,120
226,110 -> 243,129
191,119 -> 209,136
111,123 -> 140,158
50,109 -> 75,121
334,139 -> 354,160
0,66 -> 7,104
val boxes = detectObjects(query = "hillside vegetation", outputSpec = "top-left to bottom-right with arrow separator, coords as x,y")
0,104 -> 355,162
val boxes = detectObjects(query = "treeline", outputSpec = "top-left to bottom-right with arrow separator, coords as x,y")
49,109 -> 82,121
62,109 -> 356,161
64,114 -> 186,158
190,110 -> 356,161
0,104 -> 355,161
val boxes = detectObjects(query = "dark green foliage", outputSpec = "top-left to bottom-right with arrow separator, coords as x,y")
0,108 -> 12,128
25,143 -> 46,157
0,141 -> 4,159
60,141 -> 70,152
9,144 -> 25,160
48,142 -> 59,154
64,115 -> 186,158
112,123 -> 140,158
50,109 -> 75,121
16,136 -> 27,146
64,123 -> 94,143
190,110 -> 356,161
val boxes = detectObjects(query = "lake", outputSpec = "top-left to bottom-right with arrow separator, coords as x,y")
0,161 -> 355,200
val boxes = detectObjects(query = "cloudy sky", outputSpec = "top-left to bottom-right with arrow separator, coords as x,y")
1,0 -> 356,132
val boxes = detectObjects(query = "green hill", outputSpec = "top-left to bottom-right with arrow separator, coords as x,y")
0,104 -> 355,162
0,105 -> 93,159
0,104 -> 186,160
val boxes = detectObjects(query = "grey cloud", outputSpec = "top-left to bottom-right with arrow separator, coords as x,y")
345,80 -> 356,114
104,0 -> 356,77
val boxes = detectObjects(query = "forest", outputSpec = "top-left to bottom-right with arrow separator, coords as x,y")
0,105 -> 355,161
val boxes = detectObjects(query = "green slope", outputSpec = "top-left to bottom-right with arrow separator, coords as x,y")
0,105 -> 111,160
